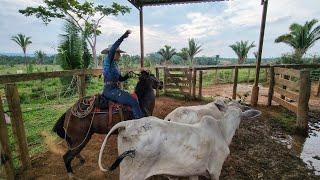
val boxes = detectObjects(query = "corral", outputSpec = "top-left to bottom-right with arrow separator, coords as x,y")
0,64 -> 320,179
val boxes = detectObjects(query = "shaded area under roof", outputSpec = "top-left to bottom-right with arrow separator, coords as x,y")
128,0 -> 228,7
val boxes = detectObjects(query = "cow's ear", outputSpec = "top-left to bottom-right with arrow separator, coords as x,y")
215,102 -> 226,112
241,109 -> 261,118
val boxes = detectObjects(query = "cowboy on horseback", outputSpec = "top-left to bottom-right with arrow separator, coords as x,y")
101,30 -> 144,119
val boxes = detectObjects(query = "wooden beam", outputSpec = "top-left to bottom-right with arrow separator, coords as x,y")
232,66 -> 239,99
77,75 -> 86,98
272,96 -> 297,113
192,68 -> 197,99
267,66 -> 275,106
139,6 -> 144,68
0,96 -> 15,180
156,67 -> 160,97
274,76 -> 299,91
198,71 -> 203,99
274,67 -> 300,78
296,70 -> 311,133
251,0 -> 268,107
274,86 -> 299,101
5,84 -> 31,170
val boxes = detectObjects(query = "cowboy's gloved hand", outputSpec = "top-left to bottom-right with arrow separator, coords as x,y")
123,30 -> 132,38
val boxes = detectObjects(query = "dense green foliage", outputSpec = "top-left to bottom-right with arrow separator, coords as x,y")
158,45 -> 177,64
34,50 -> 46,64
230,40 -> 256,64
275,19 -> 320,61
0,55 -> 55,66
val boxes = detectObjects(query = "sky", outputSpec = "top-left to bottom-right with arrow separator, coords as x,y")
0,0 -> 320,58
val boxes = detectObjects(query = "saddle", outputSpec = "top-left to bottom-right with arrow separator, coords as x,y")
71,93 -> 138,129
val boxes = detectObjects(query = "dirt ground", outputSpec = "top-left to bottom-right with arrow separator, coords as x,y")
14,96 -> 320,180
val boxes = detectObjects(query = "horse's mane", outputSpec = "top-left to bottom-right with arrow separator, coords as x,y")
134,71 -> 152,100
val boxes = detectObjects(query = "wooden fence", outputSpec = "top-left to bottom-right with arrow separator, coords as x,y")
156,64 -> 320,100
267,67 -> 311,132
163,67 -> 192,97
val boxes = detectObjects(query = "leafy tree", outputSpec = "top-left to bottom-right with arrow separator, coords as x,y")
275,19 -> 320,61
19,0 -> 130,68
177,47 -> 189,65
35,50 -> 46,64
229,40 -> 256,64
82,39 -> 92,69
158,45 -> 177,65
11,33 -> 32,66
57,20 -> 83,70
187,38 -> 202,65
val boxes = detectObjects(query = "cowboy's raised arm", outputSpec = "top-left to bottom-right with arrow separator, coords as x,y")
106,30 -> 131,63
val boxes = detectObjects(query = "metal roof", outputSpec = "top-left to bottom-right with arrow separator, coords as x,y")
128,0 -> 228,8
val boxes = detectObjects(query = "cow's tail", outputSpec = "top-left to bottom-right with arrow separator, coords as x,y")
98,121 -> 129,172
109,150 -> 136,171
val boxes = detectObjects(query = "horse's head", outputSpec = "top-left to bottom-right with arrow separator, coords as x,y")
139,70 -> 163,90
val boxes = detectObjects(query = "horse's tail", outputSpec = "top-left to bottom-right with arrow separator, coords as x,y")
52,112 -> 66,139
109,150 -> 135,171
99,121 -> 129,172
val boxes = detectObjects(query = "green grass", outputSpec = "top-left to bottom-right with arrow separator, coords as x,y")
0,64 -> 61,75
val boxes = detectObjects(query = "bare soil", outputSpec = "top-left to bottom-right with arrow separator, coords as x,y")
17,97 -> 319,180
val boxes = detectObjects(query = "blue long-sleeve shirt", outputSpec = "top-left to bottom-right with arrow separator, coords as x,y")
103,35 -> 127,89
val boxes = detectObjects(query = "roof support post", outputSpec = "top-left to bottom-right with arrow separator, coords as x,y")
251,0 -> 268,106
139,6 -> 144,68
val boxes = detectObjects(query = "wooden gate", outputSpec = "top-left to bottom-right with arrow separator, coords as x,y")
163,67 -> 192,97
268,67 -> 311,132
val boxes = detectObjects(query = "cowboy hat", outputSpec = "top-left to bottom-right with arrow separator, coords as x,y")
101,45 -> 126,54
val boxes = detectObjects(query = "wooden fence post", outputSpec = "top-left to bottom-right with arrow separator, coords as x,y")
5,84 -> 31,170
231,69 -> 234,83
163,67 -> 167,95
156,67 -> 160,97
247,68 -> 251,83
215,69 -> 218,84
267,66 -> 275,106
0,96 -> 15,180
77,74 -> 86,98
317,78 -> 320,97
188,68 -> 192,97
296,69 -> 311,133
198,71 -> 203,99
192,68 -> 197,99
232,66 -> 239,100
265,68 -> 268,82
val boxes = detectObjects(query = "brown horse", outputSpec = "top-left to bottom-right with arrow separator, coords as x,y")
52,71 -> 163,177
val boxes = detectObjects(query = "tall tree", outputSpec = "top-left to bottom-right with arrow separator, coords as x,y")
275,19 -> 320,61
11,33 -> 32,66
158,45 -> 177,65
57,20 -> 83,70
187,38 -> 202,65
34,50 -> 46,64
19,0 -> 130,68
178,47 -> 190,65
229,41 -> 256,64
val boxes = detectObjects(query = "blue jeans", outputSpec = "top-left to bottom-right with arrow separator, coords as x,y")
102,87 -> 144,119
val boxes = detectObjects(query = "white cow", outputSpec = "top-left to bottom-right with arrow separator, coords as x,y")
98,102 -> 261,180
163,98 -> 228,124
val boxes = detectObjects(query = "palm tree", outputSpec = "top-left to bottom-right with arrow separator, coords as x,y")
34,50 -> 46,64
229,41 -> 256,64
157,45 -> 177,65
178,47 -> 189,64
11,33 -> 32,66
275,19 -> 320,61
187,38 -> 202,65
